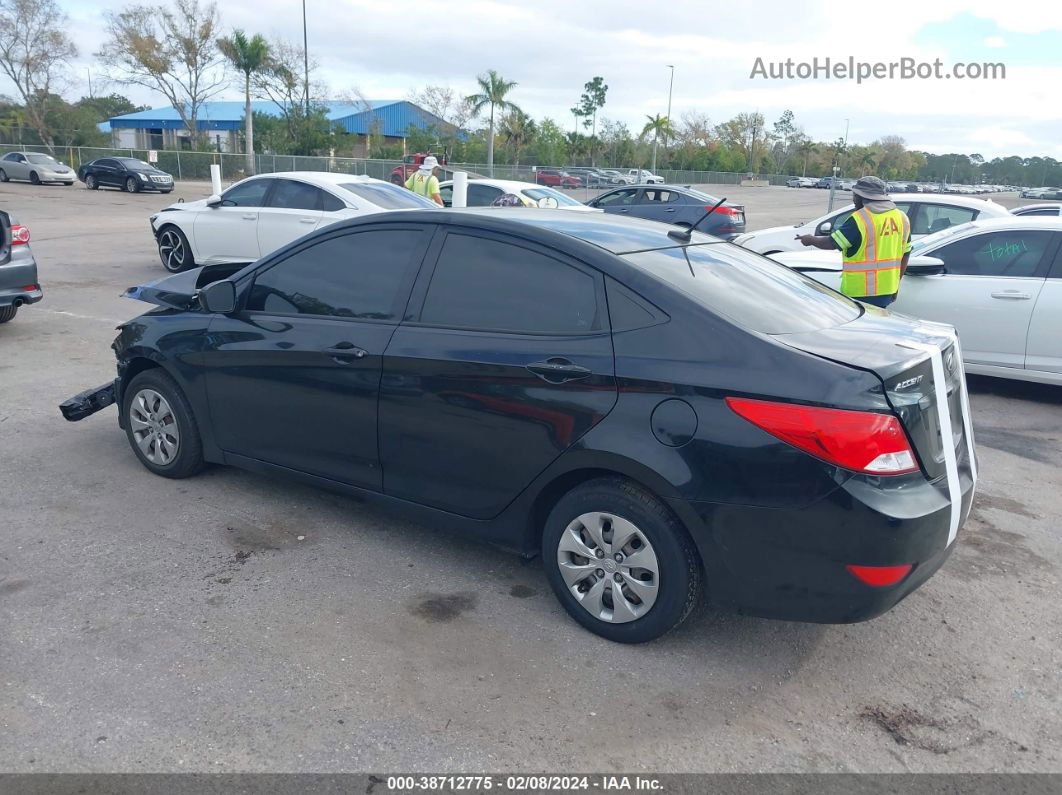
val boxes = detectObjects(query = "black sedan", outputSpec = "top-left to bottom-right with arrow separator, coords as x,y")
60,210 -> 976,643
77,157 -> 174,193
585,185 -> 746,240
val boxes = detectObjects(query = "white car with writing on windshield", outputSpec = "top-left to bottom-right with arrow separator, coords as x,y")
148,172 -> 438,272
732,194 -> 1011,255
772,216 -> 1062,385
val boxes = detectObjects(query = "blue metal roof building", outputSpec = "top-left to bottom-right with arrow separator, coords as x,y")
106,100 -> 455,153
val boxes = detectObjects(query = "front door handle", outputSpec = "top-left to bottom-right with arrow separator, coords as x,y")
241,213 -> 256,220
299,218 -> 317,224
526,358 -> 592,383
664,208 -> 676,213
991,290 -> 1032,300
324,341 -> 368,361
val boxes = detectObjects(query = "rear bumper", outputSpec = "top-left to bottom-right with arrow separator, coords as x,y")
0,254 -> 42,307
671,469 -> 975,623
0,283 -> 42,307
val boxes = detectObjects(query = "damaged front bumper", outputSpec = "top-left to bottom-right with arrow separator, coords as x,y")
59,379 -> 118,422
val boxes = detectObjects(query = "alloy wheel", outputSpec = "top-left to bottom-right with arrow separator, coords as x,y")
86,175 -> 96,189
128,389 -> 180,465
158,229 -> 186,272
557,511 -> 660,623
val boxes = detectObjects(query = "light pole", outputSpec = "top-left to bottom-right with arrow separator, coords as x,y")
663,65 -> 674,151
302,0 -> 310,117
841,118 -> 849,176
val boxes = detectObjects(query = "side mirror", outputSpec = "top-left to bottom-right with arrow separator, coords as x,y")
206,194 -> 222,207
905,256 -> 945,275
537,196 -> 559,209
817,220 -> 833,235
198,280 -> 236,313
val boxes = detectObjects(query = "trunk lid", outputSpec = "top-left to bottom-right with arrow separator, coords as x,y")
774,307 -> 973,481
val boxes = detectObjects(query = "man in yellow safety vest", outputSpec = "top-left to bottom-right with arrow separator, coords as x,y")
405,156 -> 444,206
797,175 -> 912,308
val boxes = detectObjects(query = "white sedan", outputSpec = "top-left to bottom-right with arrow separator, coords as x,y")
732,193 -> 1011,255
437,178 -> 600,211
772,216 -> 1062,385
149,172 -> 438,272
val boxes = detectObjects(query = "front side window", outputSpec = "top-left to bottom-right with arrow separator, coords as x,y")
268,179 -> 324,211
623,243 -> 859,334
247,229 -> 424,319
222,179 -> 272,207
594,189 -> 638,207
420,233 -> 599,334
467,183 -> 504,206
930,230 -> 1053,277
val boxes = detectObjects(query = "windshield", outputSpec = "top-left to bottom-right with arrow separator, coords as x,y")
623,243 -> 860,334
27,154 -> 60,165
910,223 -> 970,256
118,158 -> 153,169
522,187 -> 583,207
339,182 -> 438,209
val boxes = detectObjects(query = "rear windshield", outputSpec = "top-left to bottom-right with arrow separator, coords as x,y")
339,182 -> 438,209
522,187 -> 583,207
623,243 -> 860,334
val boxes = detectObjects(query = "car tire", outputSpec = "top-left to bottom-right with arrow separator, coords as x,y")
0,169 -> 7,182
157,225 -> 195,273
29,171 -> 40,185
542,477 -> 702,643
64,181 -> 73,186
125,176 -> 139,193
0,304 -> 17,323
85,174 -> 98,190
122,369 -> 205,479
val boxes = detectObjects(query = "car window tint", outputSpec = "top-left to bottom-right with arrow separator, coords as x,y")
98,159 -> 116,168
623,243 -> 859,334
223,179 -> 272,207
421,233 -> 599,334
606,277 -> 662,332
2,153 -> 16,161
320,191 -> 345,212
912,204 -> 977,235
932,230 -> 1053,277
247,230 -> 423,319
339,182 -> 437,209
1015,208 -> 1057,217
438,184 -> 453,206
467,183 -> 504,206
641,190 -> 675,204
595,189 -> 638,207
268,179 -> 323,211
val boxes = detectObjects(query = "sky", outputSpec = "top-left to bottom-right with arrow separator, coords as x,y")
51,0 -> 1062,159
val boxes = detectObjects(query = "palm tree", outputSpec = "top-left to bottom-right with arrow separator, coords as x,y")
500,109 -> 535,167
466,70 -> 520,176
641,114 -> 674,172
218,30 -> 270,176
798,139 -> 816,176
859,151 -> 877,177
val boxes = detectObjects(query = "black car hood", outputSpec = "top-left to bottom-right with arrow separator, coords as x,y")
124,265 -> 243,310
773,305 -> 957,381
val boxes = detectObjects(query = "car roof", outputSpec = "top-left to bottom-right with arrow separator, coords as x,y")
335,207 -> 719,254
437,178 -> 555,192
885,192 -> 1012,214
939,216 -> 1062,234
238,171 -> 385,187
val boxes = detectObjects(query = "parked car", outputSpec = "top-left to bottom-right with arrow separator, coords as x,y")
772,216 -> 1062,385
1012,203 -> 1062,217
1019,187 -> 1057,199
626,169 -> 663,184
0,210 -> 42,324
564,167 -> 612,187
0,151 -> 75,185
78,157 -> 174,193
814,176 -> 841,189
535,169 -> 581,189
60,209 -> 976,642
786,177 -> 816,188
437,178 -> 599,211
149,171 -> 439,272
586,185 -> 746,239
732,194 -> 1011,255
389,152 -> 447,185
599,169 -> 634,185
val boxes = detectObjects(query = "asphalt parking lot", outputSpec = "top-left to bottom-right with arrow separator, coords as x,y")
0,179 -> 1059,773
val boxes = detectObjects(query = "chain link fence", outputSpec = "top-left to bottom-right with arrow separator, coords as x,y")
0,143 -> 804,191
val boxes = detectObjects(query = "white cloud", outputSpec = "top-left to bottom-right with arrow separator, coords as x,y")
984,35 -> 1007,48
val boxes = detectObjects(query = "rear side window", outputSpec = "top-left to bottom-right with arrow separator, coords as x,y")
247,229 -> 423,320
268,179 -> 323,211
467,183 -> 504,206
420,233 -> 599,334
623,244 -> 860,334
913,204 -> 977,235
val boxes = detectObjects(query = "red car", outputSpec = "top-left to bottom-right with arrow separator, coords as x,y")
536,169 -> 580,189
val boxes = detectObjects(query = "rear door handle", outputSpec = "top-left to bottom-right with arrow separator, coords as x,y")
324,341 -> 368,361
991,290 -> 1032,300
242,213 -> 256,220
526,358 -> 592,383
664,208 -> 676,213
299,218 -> 317,224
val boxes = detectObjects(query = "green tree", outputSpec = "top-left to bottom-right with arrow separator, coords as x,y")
466,70 -> 520,176
571,76 -> 607,165
218,29 -> 270,174
641,113 -> 674,171
499,108 -> 535,166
